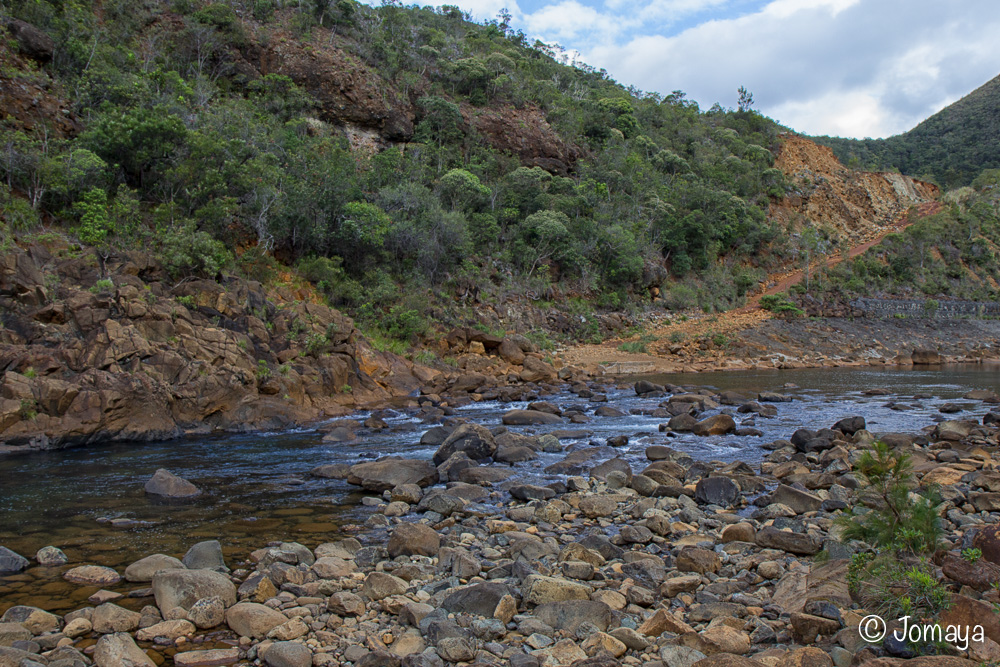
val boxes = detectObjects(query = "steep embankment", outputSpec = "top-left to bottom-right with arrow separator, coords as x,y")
769,134 -> 938,245
0,238 -> 581,451
0,241 -> 436,450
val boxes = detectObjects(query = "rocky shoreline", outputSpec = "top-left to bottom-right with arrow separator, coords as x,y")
2,379 -> 1000,667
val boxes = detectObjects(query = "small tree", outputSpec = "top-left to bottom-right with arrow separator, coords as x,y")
835,441 -> 942,554
737,86 -> 755,112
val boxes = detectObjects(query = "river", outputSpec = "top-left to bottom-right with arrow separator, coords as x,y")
1,363 -> 998,613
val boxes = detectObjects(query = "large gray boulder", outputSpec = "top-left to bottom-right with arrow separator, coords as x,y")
93,633 -> 156,667
346,457 -> 438,492
182,540 -> 227,571
125,554 -> 186,582
225,602 -> 287,639
5,19 -> 54,63
152,569 -> 236,614
432,423 -> 497,465
262,641 -> 312,667
0,547 -> 29,573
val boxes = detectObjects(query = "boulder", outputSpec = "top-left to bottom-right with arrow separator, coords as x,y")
973,523 -> 1000,566
501,409 -> 562,425
5,19 -> 54,63
186,596 -> 226,630
93,633 -> 156,667
756,527 -> 822,555
0,606 -> 59,634
125,554 -> 186,582
668,413 -> 698,432
635,380 -> 665,395
225,602 -> 288,639
173,649 -> 241,667
432,423 -> 497,465
770,484 -> 822,514
832,416 -> 866,435
363,572 -> 408,600
310,557 -> 356,580
152,569 -> 237,614
676,547 -> 721,574
499,338 -> 526,365
347,457 -> 438,492
533,600 -> 615,632
441,582 -> 512,617
691,414 -> 736,436
520,357 -> 556,383
64,564 -> 121,586
92,603 -> 142,633
935,420 -> 976,442
721,523 -> 756,543
183,540 -> 227,571
387,523 -> 441,558
136,619 -> 195,641
0,547 -> 29,573
523,574 -> 592,605
0,622 -> 31,646
145,468 -> 201,498
262,642 -> 312,667
694,477 -> 740,507
34,546 -> 68,566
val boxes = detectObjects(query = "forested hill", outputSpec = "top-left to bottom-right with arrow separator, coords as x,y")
0,0 -> 797,334
813,73 -> 1000,188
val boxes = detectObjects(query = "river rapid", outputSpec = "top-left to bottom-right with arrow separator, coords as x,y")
1,363 -> 998,614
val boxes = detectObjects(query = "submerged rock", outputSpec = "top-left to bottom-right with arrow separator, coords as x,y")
144,469 -> 201,498
0,546 -> 29,573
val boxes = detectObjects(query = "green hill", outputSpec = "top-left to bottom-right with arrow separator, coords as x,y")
814,73 -> 1000,187
0,0 -> 796,345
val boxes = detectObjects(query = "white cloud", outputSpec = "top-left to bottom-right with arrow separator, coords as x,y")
360,0 -> 1000,137
573,0 -> 1000,137
523,1 -> 620,41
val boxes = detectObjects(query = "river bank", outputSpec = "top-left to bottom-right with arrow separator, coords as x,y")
2,368 -> 1000,667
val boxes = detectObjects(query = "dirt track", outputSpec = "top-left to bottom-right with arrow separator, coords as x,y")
558,200 -> 945,373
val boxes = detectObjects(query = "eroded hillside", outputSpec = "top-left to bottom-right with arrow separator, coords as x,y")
771,134 -> 939,245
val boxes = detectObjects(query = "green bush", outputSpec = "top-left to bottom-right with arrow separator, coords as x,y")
847,553 -> 951,620
156,222 -> 232,278
759,292 -> 804,317
835,441 -> 943,555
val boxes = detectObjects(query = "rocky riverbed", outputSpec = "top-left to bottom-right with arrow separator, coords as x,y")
2,376 -> 1000,667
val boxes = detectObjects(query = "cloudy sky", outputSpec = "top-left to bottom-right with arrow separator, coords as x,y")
379,0 -> 1000,138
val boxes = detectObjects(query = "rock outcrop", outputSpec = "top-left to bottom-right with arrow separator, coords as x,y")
0,243 -> 428,450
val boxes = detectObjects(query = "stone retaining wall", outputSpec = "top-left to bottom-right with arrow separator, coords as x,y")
850,298 -> 1000,318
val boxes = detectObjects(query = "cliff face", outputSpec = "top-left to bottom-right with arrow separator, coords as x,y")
227,23 -> 579,172
0,241 -> 435,451
771,134 -> 939,243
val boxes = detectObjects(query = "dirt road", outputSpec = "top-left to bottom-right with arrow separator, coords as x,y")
557,200 -> 943,372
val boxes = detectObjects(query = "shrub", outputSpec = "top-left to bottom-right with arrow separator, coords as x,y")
847,553 -> 951,620
618,335 -> 655,353
157,222 -> 232,278
835,441 -> 943,555
90,278 -> 114,294
961,547 -> 982,563
759,292 -> 805,316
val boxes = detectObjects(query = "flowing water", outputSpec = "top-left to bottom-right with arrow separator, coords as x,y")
1,363 -> 998,613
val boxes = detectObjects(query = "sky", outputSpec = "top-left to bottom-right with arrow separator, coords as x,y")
373,0 -> 1000,138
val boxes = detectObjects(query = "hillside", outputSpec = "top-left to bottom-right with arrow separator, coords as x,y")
0,0 -> 787,314
813,73 -> 1000,187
